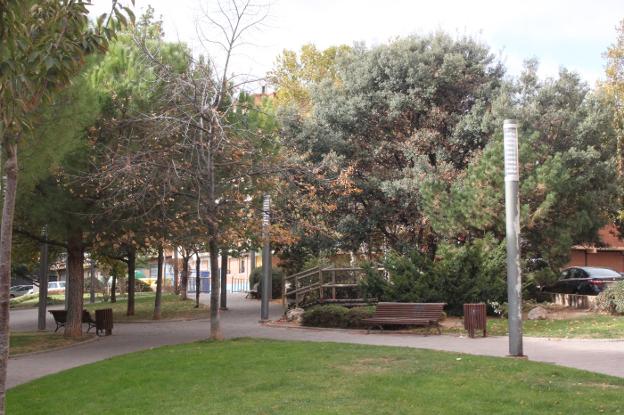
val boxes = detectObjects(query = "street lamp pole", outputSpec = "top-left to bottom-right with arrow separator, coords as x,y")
260,194 -> 272,321
503,119 -> 524,357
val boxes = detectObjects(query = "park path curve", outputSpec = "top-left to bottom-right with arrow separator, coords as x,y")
7,293 -> 624,388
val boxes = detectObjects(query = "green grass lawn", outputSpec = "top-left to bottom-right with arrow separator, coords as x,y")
10,293 -> 110,309
483,315 -> 624,339
10,332 -> 92,356
7,339 -> 624,414
368,314 -> 624,339
83,293 -> 208,322
9,294 -> 65,309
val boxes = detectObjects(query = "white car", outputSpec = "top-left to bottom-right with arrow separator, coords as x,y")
9,285 -> 35,298
47,281 -> 66,293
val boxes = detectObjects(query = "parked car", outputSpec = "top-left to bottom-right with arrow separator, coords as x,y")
544,267 -> 623,295
47,281 -> 66,294
9,285 -> 34,298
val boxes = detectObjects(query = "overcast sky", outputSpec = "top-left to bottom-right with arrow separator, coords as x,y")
91,0 -> 624,92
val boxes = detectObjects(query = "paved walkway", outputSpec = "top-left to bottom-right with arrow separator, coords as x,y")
8,293 -> 624,388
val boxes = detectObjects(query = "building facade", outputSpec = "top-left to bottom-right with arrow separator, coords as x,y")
566,224 -> 624,272
139,250 -> 260,293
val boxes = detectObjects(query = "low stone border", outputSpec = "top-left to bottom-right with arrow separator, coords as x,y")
114,315 -> 211,324
523,336 -> 624,342
10,334 -> 100,359
262,321 -> 460,337
263,321 -> 368,335
549,293 -> 597,310
263,321 -> 624,341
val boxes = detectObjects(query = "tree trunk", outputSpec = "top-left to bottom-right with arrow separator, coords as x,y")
220,252 -> 228,310
153,246 -> 164,320
118,270 -> 125,296
195,252 -> 201,308
126,246 -> 136,316
111,273 -> 117,303
426,231 -> 438,261
89,258 -> 96,304
250,250 -> 256,274
65,230 -> 85,338
173,248 -> 179,295
37,232 -> 49,331
209,237 -> 223,340
180,254 -> 189,300
0,142 -> 18,412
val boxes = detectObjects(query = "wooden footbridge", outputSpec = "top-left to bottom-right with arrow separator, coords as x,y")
282,266 -> 376,310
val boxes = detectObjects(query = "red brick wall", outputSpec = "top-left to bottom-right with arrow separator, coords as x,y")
566,224 -> 624,271
568,250 -> 587,267
566,250 -> 624,272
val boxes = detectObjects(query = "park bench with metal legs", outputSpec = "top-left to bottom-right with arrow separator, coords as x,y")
363,302 -> 446,334
245,282 -> 260,299
49,310 -> 67,332
82,310 -> 97,333
49,309 -> 99,333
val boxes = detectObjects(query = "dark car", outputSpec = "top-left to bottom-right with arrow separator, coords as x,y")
544,267 -> 623,295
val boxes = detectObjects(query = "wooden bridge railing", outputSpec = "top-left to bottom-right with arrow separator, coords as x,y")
283,266 -> 376,310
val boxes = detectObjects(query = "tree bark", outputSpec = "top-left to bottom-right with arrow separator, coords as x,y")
153,246 -> 164,320
195,252 -> 201,308
65,230 -> 85,338
220,252 -> 227,310
126,246 -> 136,316
37,232 -> 49,331
180,253 -> 189,300
110,273 -> 117,303
209,236 -> 222,340
0,142 -> 18,412
173,248 -> 179,295
89,258 -> 96,304
426,231 -> 438,261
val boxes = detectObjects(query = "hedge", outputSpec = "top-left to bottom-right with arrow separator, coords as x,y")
301,305 -> 375,329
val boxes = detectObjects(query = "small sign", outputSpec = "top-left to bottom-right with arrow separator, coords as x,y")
503,121 -> 519,181
262,195 -> 271,226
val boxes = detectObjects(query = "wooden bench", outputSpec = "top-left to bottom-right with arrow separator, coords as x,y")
363,302 -> 446,334
49,309 -> 98,333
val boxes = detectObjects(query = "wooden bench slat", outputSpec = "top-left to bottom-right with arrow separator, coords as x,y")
363,302 -> 446,334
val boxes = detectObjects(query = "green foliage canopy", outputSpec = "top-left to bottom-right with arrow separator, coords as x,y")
279,34 -> 504,255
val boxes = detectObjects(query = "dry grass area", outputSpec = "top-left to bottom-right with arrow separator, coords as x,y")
84,294 -> 209,322
10,332 -> 93,356
440,304 -> 624,339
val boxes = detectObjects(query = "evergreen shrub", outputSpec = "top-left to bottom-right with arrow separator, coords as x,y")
302,305 -> 375,328
596,281 -> 624,314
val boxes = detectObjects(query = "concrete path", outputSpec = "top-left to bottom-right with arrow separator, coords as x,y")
8,293 -> 624,389
10,304 -> 65,332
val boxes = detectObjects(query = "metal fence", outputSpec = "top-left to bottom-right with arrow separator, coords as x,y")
187,274 -> 249,294
187,277 -> 211,293
229,277 -> 249,293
